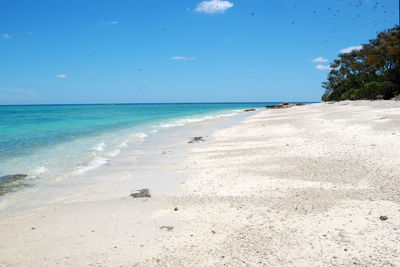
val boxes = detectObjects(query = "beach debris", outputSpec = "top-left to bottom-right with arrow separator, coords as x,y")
266,102 -> 305,109
244,109 -> 256,112
160,226 -> 174,231
391,95 -> 400,101
130,189 -> 151,198
379,216 -> 388,221
188,137 -> 205,143
174,207 -> 178,211
338,231 -> 351,243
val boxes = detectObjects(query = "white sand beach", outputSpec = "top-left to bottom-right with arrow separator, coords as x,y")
0,100 -> 399,266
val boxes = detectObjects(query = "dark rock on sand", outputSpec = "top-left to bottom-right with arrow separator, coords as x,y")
267,102 -> 305,109
130,189 -> 151,198
160,226 -> 174,231
379,216 -> 388,221
188,137 -> 205,143
244,109 -> 256,112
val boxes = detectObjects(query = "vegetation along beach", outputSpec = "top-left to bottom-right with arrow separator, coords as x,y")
0,0 -> 399,266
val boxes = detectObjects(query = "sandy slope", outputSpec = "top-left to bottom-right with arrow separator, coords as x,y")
0,101 -> 399,266
142,100 -> 400,266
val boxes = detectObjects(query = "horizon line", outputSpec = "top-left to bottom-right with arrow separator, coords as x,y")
0,101 -> 319,106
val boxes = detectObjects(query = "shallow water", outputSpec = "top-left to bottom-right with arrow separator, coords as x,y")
0,103 -> 276,189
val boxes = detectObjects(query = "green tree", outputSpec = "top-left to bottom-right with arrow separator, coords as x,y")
322,26 -> 400,101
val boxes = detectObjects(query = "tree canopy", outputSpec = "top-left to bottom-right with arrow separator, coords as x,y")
322,25 -> 400,101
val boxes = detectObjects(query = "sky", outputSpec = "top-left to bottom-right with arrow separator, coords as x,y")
0,0 -> 398,104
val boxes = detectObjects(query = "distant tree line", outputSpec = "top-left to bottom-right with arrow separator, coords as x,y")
322,25 -> 399,101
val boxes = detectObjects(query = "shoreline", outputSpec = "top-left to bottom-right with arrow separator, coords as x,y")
0,106 -> 260,199
0,109 -> 257,214
1,100 -> 399,266
0,103 -> 271,194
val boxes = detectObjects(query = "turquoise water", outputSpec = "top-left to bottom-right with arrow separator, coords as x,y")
0,103 -> 275,181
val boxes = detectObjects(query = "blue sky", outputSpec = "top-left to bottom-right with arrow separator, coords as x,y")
0,0 -> 398,104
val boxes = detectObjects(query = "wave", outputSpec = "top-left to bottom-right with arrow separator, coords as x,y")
158,110 -> 240,129
131,132 -> 148,139
93,142 -> 106,151
118,142 -> 127,148
29,166 -> 48,179
34,166 -> 48,174
72,156 -> 108,175
106,149 -> 120,157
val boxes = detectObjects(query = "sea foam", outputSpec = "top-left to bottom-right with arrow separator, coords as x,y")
73,156 -> 108,175
107,149 -> 120,157
118,142 -> 128,148
34,166 -> 48,174
30,166 -> 48,179
159,112 -> 238,128
93,142 -> 106,151
133,132 -> 148,138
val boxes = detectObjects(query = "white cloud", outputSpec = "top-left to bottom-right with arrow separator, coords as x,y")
2,33 -> 11,39
0,88 -> 36,99
170,56 -> 186,60
195,0 -> 234,14
109,21 -> 118,25
56,74 -> 67,78
312,57 -> 329,63
170,56 -> 196,61
339,45 -> 362,53
315,64 -> 332,70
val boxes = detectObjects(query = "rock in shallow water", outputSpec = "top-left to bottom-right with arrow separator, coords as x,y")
0,174 -> 27,183
266,102 -> 305,109
0,174 -> 28,196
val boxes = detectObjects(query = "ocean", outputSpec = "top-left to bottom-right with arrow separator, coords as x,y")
0,103 -> 275,188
